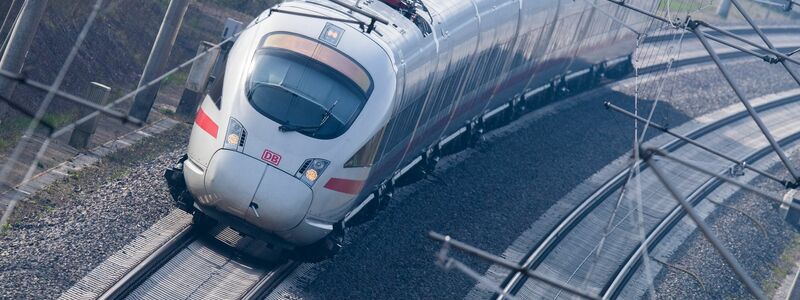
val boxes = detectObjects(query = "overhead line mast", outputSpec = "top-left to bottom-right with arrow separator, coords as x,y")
603,0 -> 800,187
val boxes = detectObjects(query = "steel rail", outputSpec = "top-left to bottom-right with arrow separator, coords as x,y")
697,21 -> 800,65
603,130 -> 800,299
604,0 -> 800,66
604,102 -> 790,186
648,156 -> 767,300
99,225 -> 199,300
429,232 -> 601,300
729,0 -> 800,91
496,92 -> 800,298
643,26 -> 800,44
240,261 -> 301,300
692,25 -> 800,184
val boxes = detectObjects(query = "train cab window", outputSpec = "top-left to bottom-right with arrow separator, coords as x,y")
379,0 -> 432,36
246,34 -> 373,139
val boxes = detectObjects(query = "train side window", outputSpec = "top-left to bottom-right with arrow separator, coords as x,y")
207,66 -> 225,108
206,49 -> 229,108
345,127 -> 386,168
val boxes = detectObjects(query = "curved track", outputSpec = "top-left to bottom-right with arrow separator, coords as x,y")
497,88 -> 800,298
99,225 -> 297,300
71,28 -> 800,300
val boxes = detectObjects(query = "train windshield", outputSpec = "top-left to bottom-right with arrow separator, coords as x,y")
246,34 -> 373,139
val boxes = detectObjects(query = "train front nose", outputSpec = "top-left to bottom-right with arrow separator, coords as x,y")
203,150 -> 312,232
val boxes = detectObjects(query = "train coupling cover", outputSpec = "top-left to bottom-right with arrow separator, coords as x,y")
164,154 -> 196,213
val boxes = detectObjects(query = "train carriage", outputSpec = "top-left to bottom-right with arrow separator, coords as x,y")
165,0 -> 656,259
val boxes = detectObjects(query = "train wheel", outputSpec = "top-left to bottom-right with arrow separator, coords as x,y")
289,224 -> 345,262
191,212 -> 217,231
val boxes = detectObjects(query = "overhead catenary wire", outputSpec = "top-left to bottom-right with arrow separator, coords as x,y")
0,0 -> 105,229
0,2 -> 276,231
429,232 -> 601,300
586,2 -> 703,293
645,149 -> 767,300
604,101 -> 791,186
605,0 -> 800,66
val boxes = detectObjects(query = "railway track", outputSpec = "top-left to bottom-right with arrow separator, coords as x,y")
60,29 -> 799,300
496,90 -> 800,299
602,130 -> 800,299
98,225 -> 298,300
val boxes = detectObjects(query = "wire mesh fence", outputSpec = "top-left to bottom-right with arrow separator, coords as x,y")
430,1 -> 800,299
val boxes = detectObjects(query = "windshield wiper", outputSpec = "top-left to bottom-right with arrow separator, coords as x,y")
279,99 -> 339,134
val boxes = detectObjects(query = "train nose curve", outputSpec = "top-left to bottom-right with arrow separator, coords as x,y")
247,166 -> 312,232
203,150 -> 312,232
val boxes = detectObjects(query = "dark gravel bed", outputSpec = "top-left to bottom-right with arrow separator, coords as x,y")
651,150 -> 800,299
0,124 -> 189,300
297,58 -> 800,299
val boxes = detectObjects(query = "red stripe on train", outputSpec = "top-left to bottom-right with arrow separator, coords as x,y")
324,178 -> 365,195
195,107 -> 219,138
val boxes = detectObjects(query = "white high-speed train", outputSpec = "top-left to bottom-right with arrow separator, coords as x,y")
165,0 -> 654,258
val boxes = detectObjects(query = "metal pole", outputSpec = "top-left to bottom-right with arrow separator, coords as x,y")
651,148 -> 800,212
68,82 -> 110,149
729,0 -> 800,88
0,69 -> 140,124
128,0 -> 190,122
645,152 -> 766,300
0,0 -> 23,55
428,232 -> 600,300
604,102 -> 790,186
603,1 -> 800,66
175,42 -> 218,121
697,21 -> 800,66
691,25 -> 800,185
0,0 -> 49,100
716,0 -> 732,18
703,33 -> 772,63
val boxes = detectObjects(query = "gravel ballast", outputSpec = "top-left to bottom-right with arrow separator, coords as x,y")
0,124 -> 190,299
651,150 -> 800,299
2,45 -> 799,300
288,57 -> 800,299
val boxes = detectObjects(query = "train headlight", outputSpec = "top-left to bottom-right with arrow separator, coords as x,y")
224,118 -> 247,152
296,158 -> 329,187
305,169 -> 318,182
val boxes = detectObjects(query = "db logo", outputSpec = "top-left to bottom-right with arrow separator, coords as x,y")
262,149 -> 282,166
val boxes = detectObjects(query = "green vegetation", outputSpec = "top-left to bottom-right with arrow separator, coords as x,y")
0,110 -> 79,153
157,106 -> 176,116
657,0 -> 705,12
0,117 -> 32,152
162,70 -> 189,88
764,232 -> 800,296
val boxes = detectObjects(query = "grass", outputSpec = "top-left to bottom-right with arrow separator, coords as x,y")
0,109 -> 82,153
162,70 -> 189,88
763,232 -> 800,296
657,0 -> 706,12
157,107 -> 176,116
0,117 -> 32,153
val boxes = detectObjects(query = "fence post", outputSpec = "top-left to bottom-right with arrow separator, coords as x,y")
128,0 -> 190,123
175,42 -> 219,121
0,0 -> 24,55
68,82 -> 111,149
0,0 -> 48,100
716,0 -> 732,18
